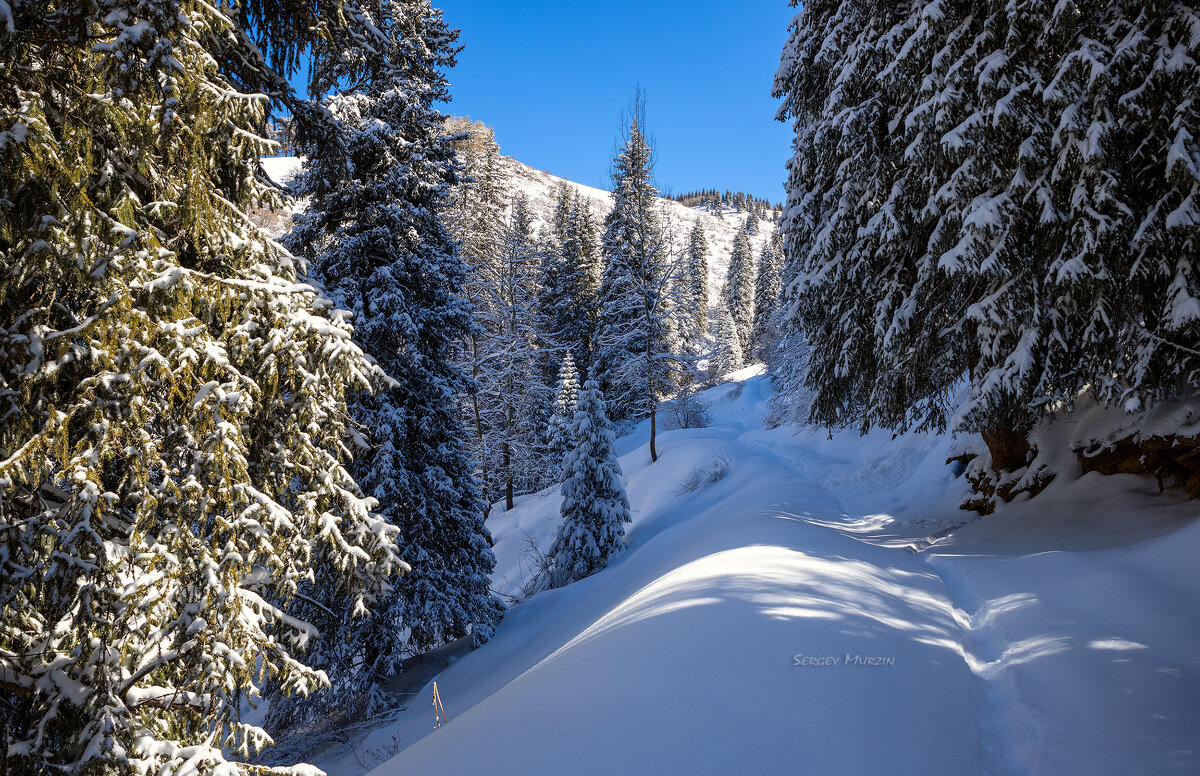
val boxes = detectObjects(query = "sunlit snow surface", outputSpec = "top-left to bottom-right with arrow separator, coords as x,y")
304,367 -> 1200,776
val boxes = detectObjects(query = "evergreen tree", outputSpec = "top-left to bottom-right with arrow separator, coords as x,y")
684,219 -> 711,348
546,352 -> 582,483
712,303 -> 746,377
279,0 -> 502,724
446,118 -> 507,274
722,229 -> 755,355
774,0 -> 1200,502
551,180 -> 575,242
594,107 -> 685,462
467,195 -> 548,512
0,2 -> 402,774
749,230 -> 784,362
539,193 -> 601,375
549,381 -> 631,587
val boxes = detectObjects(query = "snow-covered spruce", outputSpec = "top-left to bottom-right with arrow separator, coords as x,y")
773,0 -> 1200,504
549,381 -> 632,588
749,229 -> 783,363
277,0 -> 502,728
0,3 -> 404,775
722,228 -> 755,356
712,302 -> 746,378
546,352 -> 582,484
683,219 -> 711,350
453,170 -> 550,511
539,187 -> 602,378
594,101 -> 687,460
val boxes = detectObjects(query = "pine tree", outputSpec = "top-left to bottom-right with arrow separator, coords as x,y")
467,195 -> 548,512
749,230 -> 784,362
774,1 -> 1200,503
722,229 -> 755,356
684,219 -> 711,349
546,352 -> 582,484
279,0 -> 502,724
594,98 -> 686,462
0,3 -> 401,774
551,180 -> 575,241
712,303 -> 746,378
549,381 -> 631,587
446,118 -> 507,284
539,193 -> 601,375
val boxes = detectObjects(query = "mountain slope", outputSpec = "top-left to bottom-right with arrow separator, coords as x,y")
260,154 -> 777,306
308,369 -> 1199,776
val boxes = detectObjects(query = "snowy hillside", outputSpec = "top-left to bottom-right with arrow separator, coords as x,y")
260,154 -> 776,304
501,158 -> 777,305
303,368 -> 1199,776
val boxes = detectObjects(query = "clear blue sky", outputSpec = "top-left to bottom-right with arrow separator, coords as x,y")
433,1 -> 798,202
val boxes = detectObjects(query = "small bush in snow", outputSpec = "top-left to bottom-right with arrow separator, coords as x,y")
676,453 -> 733,495
661,387 -> 713,431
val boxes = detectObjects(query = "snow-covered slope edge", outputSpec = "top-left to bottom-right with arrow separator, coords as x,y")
308,368 -> 1199,776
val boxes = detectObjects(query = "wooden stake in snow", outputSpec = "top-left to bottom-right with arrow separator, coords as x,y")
432,682 -> 448,729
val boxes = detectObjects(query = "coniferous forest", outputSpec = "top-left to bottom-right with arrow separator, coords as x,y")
2,2 -> 1198,775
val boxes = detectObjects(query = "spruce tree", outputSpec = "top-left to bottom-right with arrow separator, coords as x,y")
722,229 -> 755,356
0,2 -> 401,774
594,99 -> 685,461
712,303 -> 746,378
750,230 -> 784,362
549,381 -> 631,587
279,0 -> 502,724
539,193 -> 601,375
546,352 -> 582,484
684,219 -> 711,349
467,195 -> 547,512
774,0 -> 1200,503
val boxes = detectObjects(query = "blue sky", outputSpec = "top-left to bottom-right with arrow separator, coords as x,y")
433,1 -> 798,202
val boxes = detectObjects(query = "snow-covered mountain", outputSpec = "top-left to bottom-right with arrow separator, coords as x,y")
260,154 -> 778,307
297,368 -> 1199,776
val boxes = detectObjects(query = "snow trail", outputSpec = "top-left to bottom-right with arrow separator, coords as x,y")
313,369 -> 1199,776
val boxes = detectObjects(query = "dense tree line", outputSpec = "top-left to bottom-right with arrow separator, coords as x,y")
773,0 -> 1200,508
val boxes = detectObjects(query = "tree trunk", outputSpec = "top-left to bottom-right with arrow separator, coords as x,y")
503,441 -> 514,511
650,409 -> 658,463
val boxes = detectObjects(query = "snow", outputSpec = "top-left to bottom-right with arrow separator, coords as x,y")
302,367 -> 1200,776
261,156 -> 304,187
258,154 -> 776,305
501,158 -> 778,307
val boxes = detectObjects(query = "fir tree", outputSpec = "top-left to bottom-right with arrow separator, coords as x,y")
594,98 -> 686,461
712,303 -> 746,378
279,0 -> 503,725
722,229 -> 755,355
774,0 -> 1200,502
0,2 -> 401,774
549,381 -> 631,587
539,193 -> 601,375
684,219 -> 711,349
749,230 -> 784,362
546,352 -> 582,484
468,195 -> 548,512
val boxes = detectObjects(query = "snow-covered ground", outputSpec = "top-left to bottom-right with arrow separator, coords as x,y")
306,367 -> 1199,776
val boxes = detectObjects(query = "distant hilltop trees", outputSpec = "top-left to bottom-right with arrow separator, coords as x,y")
670,189 -> 781,221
